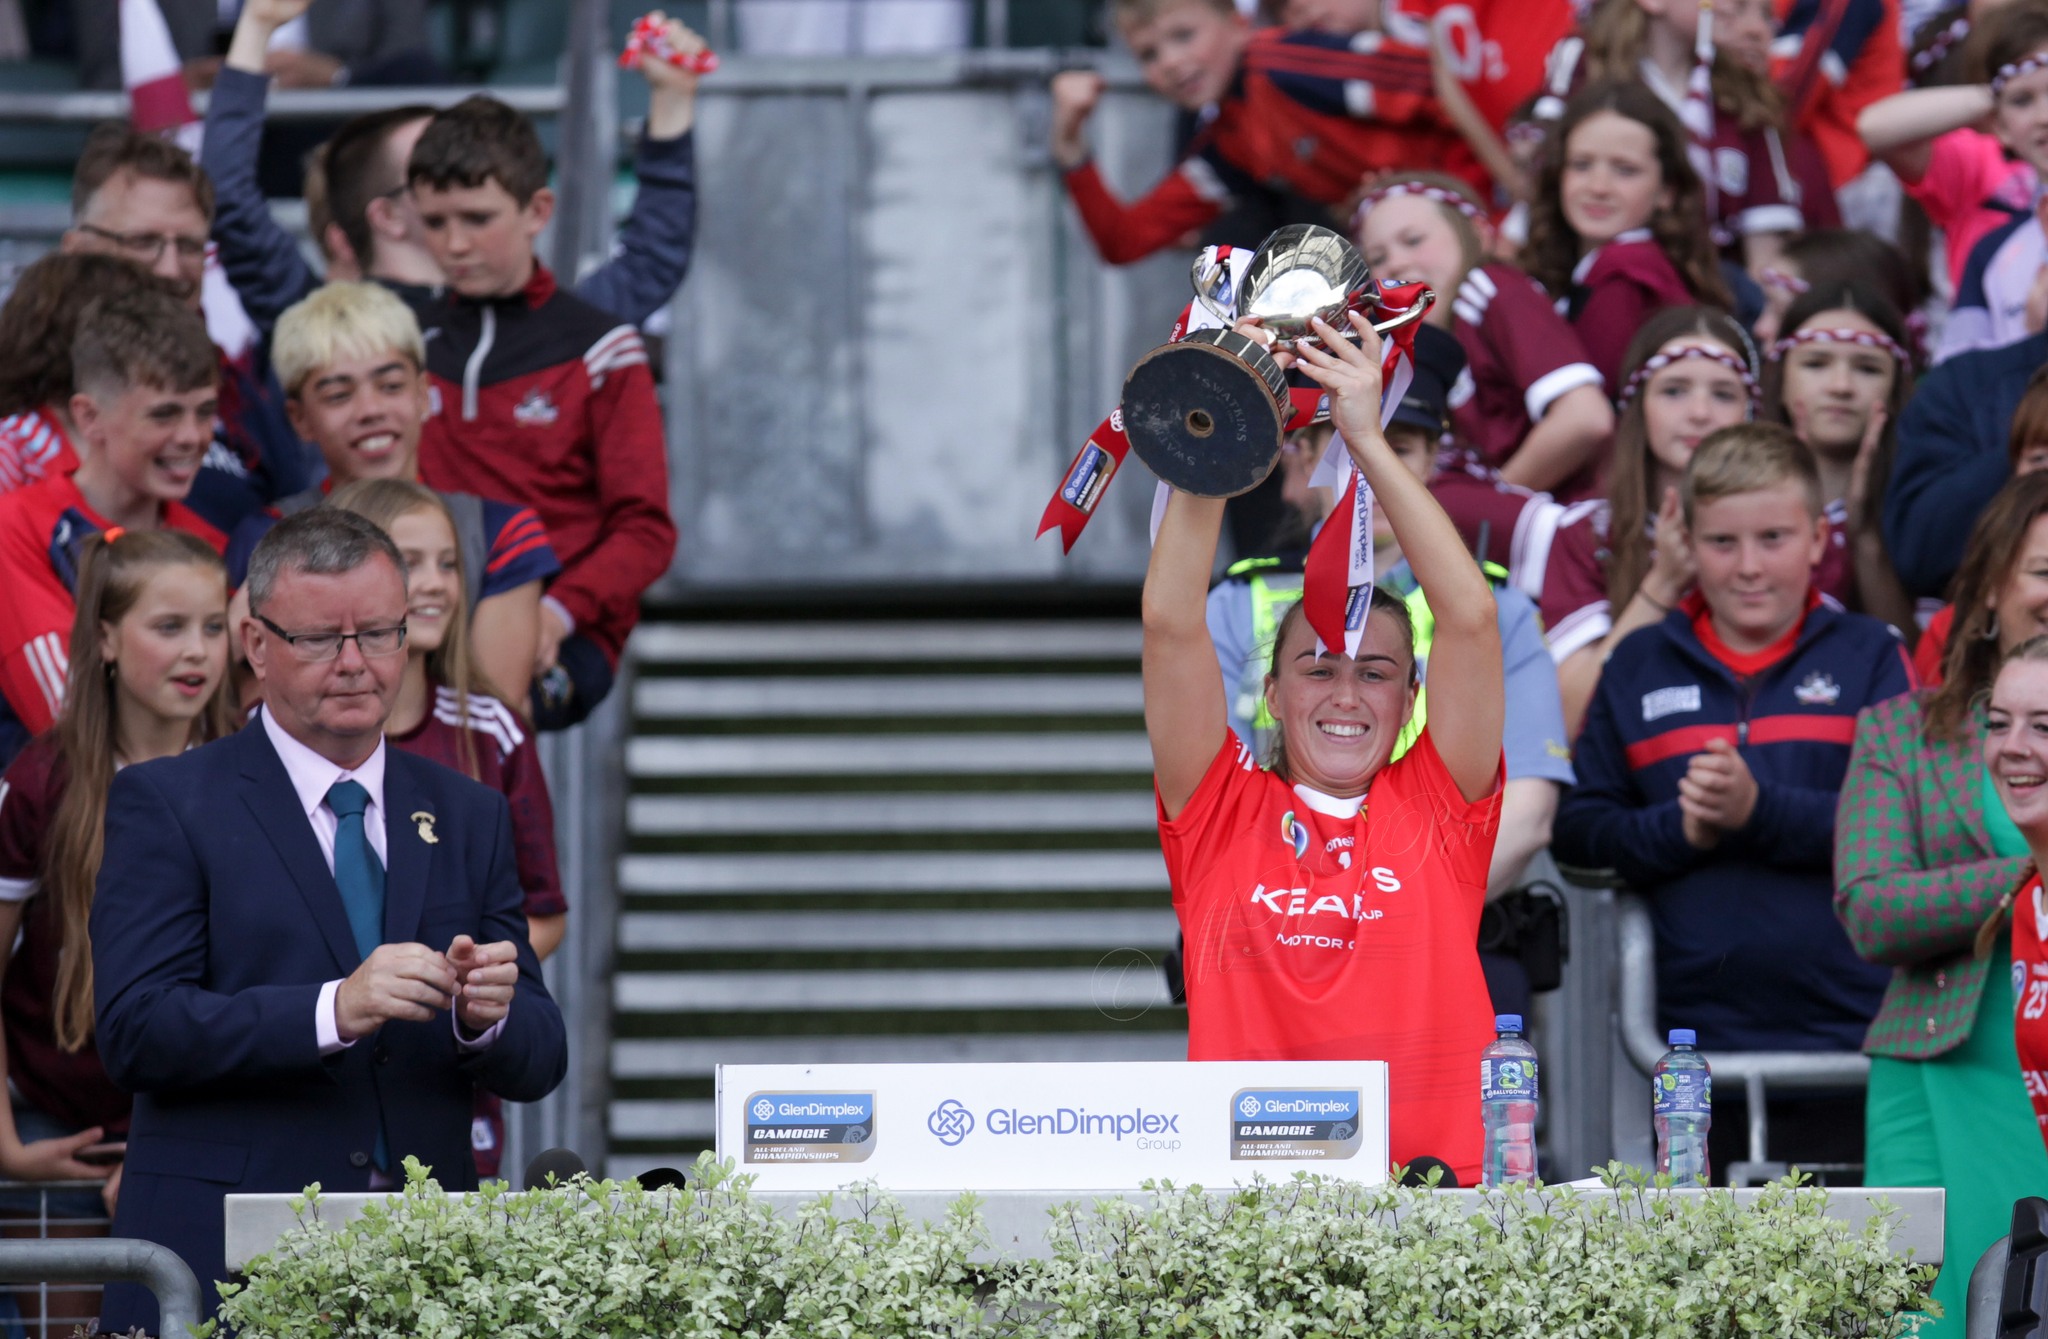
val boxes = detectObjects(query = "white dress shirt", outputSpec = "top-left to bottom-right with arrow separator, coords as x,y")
260,707 -> 502,1055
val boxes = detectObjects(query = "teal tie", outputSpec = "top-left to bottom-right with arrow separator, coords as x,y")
325,779 -> 389,1173
325,780 -> 385,960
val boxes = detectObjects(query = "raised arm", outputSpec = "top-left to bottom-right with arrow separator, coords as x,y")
1857,85 -> 1994,182
1294,312 -> 1502,802
1145,490 -> 1230,821
571,13 -> 703,326
204,0 -> 323,335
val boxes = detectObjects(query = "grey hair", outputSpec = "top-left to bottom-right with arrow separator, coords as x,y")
245,507 -> 405,616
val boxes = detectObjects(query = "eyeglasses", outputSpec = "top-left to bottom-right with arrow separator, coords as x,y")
74,223 -> 208,266
256,614 -> 408,662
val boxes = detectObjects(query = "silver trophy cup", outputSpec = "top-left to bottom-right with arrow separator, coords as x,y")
1119,224 -> 1433,498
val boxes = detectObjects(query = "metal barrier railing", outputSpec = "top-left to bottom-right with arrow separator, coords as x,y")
0,1236 -> 199,1339
0,1180 -> 119,1339
1614,893 -> 1868,1182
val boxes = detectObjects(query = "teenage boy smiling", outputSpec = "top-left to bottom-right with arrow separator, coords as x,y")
1555,422 -> 1913,1176
403,98 -> 677,730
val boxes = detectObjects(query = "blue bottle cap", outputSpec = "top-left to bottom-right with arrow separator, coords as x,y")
1668,1028 -> 1696,1046
1495,1014 -> 1522,1032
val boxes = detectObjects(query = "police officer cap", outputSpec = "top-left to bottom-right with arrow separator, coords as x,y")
1387,323 -> 1467,438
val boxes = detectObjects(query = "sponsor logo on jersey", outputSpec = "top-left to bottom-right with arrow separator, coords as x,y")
1793,672 -> 1841,707
1281,810 -> 1311,860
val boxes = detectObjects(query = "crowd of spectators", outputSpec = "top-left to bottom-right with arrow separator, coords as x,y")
7,0 -> 2048,1329
1080,0 -> 2048,1329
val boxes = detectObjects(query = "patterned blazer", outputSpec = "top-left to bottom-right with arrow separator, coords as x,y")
1835,691 -> 2033,1059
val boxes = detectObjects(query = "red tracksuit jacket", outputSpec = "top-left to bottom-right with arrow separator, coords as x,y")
414,266 -> 677,667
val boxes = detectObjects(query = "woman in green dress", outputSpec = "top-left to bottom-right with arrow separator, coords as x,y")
1837,470 -> 2048,1332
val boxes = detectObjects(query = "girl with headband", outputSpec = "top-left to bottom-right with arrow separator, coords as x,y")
1532,307 -> 1819,736
1530,0 -> 1838,277
1925,0 -> 2048,362
1522,82 -> 1730,403
1354,172 -> 1615,514
1859,2 -> 2043,307
1761,279 -> 1919,641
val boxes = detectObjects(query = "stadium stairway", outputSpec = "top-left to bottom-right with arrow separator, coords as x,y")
604,604 -> 1187,1178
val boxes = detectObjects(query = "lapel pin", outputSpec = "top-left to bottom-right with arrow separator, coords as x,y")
411,811 -> 439,845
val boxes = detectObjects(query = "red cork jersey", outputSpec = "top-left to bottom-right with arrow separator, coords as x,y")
1159,730 -> 1502,1184
0,474 -> 225,742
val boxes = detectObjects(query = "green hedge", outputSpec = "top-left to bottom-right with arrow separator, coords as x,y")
206,1156 -> 1938,1338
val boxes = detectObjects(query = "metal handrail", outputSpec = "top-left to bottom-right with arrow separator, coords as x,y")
0,1238 -> 200,1338
0,85 -> 567,123
1616,893 -> 1868,1173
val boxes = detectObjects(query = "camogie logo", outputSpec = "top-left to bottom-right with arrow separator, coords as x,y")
1280,811 -> 1311,861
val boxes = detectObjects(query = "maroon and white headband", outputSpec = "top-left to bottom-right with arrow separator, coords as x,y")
1618,343 -> 1758,413
1768,326 -> 1911,366
1352,181 -> 1487,234
1912,17 -> 1968,77
1993,50 -> 2048,95
1757,266 -> 1808,295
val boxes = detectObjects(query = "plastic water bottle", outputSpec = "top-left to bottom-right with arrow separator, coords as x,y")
1480,1014 -> 1539,1187
1653,1029 -> 1713,1185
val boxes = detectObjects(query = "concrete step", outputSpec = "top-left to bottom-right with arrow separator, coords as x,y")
619,849 -> 1168,896
614,966 -> 1174,1013
626,732 -> 1154,778
633,622 -> 1142,664
626,791 -> 1156,837
618,907 -> 1177,952
634,674 -> 1142,719
610,1030 -> 1187,1079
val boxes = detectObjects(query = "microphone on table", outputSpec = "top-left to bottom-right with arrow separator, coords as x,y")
523,1147 -> 589,1190
635,1166 -> 689,1192
1399,1156 -> 1460,1189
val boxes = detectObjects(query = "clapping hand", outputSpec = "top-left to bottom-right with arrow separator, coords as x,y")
1678,737 -> 1759,847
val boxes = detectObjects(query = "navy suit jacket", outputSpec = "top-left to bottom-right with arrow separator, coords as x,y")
89,721 -> 567,1330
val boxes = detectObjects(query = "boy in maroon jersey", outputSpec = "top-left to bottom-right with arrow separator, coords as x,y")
1048,0 -> 1474,265
405,97 -> 678,730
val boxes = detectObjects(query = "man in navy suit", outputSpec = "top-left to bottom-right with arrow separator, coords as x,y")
90,507 -> 567,1330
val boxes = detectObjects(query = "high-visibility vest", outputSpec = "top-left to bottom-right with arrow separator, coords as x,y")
1233,555 -> 1508,763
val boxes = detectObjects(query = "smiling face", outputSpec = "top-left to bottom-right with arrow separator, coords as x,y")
1993,514 -> 2048,658
71,379 -> 219,506
101,561 -> 229,732
1985,657 -> 2048,835
1263,604 -> 1417,795
286,347 -> 429,483
387,505 -> 461,658
1995,43 -> 2048,176
1779,311 -> 1897,458
1358,194 -> 1471,323
1560,110 -> 1669,250
1688,481 -> 1828,652
411,177 -> 550,299
245,557 -> 409,766
1641,341 -> 1753,481
1120,1 -> 1250,110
